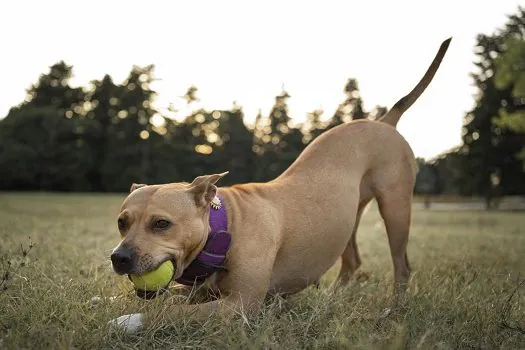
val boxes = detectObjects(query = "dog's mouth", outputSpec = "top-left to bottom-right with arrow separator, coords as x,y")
134,287 -> 165,300
131,257 -> 178,300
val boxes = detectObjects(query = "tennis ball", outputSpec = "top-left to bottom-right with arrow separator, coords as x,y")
129,260 -> 174,292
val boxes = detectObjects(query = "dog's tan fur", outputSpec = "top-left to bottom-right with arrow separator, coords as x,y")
111,38 -> 452,326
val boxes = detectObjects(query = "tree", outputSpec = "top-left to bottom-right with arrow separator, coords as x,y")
414,158 -> 438,208
26,61 -> 85,112
214,104 -> 256,184
100,65 -> 161,190
84,75 -> 120,190
493,32 -> 525,168
458,6 -> 525,206
370,105 -> 388,120
432,149 -> 464,195
330,79 -> 366,126
0,62 -> 96,191
182,85 -> 200,104
253,90 -> 305,181
304,108 -> 325,143
326,78 -> 387,130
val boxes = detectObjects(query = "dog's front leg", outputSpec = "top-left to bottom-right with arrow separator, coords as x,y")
109,242 -> 278,334
107,313 -> 145,334
107,294 -> 249,334
108,270 -> 273,334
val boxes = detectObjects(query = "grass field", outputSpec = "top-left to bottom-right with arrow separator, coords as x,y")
1,193 -> 525,349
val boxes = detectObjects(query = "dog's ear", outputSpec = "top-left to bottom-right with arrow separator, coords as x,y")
188,172 -> 229,207
130,183 -> 147,193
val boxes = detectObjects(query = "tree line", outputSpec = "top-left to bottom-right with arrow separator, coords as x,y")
0,61 -> 386,192
1,6 -> 524,205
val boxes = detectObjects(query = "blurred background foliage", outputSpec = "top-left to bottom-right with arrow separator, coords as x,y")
0,7 -> 524,208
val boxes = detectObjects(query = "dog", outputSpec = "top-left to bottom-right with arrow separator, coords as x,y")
108,38 -> 452,333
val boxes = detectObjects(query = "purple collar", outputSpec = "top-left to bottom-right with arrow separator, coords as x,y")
174,195 -> 231,286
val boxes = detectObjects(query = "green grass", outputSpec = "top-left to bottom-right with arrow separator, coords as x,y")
1,193 -> 524,349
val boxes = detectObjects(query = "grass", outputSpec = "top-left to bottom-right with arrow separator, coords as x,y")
1,192 -> 524,349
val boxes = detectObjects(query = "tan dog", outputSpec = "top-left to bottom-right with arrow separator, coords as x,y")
108,38 -> 452,333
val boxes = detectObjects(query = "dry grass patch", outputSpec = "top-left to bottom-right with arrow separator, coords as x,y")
1,193 -> 524,349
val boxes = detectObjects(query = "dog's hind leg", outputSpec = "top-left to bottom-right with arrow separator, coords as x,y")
376,189 -> 412,305
335,199 -> 371,286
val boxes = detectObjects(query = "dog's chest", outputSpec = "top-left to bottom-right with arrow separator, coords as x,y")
200,273 -> 220,292
267,231 -> 353,293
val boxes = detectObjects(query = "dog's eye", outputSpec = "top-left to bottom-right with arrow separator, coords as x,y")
117,218 -> 126,231
153,219 -> 171,231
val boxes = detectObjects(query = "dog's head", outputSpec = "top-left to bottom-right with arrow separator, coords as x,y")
110,172 -> 228,278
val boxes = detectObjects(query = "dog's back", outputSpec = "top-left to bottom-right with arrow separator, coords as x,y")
266,38 -> 452,294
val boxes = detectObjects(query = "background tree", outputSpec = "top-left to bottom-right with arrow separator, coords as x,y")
85,74 -> 120,191
431,149 -> 463,195
369,105 -> 388,120
0,62 -> 94,191
304,108 -> 325,143
414,158 -> 438,208
99,65 -> 160,191
458,7 -> 525,207
493,26 -> 525,168
326,78 -> 387,130
1,8 -> 525,198
214,104 -> 256,185
253,90 -> 298,181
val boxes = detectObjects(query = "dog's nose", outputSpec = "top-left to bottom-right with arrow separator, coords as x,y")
111,246 -> 134,274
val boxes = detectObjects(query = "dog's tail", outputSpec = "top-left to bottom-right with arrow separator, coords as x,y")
378,37 -> 452,128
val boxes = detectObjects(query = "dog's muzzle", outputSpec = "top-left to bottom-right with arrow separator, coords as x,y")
111,246 -> 134,275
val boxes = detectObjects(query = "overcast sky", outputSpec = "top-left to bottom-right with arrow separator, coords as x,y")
0,0 -> 522,159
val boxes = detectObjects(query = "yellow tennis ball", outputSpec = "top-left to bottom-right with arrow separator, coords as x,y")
129,260 -> 174,291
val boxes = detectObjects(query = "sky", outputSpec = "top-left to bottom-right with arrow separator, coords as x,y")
0,0 -> 522,159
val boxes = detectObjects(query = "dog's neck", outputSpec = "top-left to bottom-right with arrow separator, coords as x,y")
208,195 -> 228,232
174,195 -> 231,286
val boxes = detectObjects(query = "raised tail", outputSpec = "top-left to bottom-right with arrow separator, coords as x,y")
378,37 -> 452,127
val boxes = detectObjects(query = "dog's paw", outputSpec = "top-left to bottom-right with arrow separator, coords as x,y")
107,313 -> 144,334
